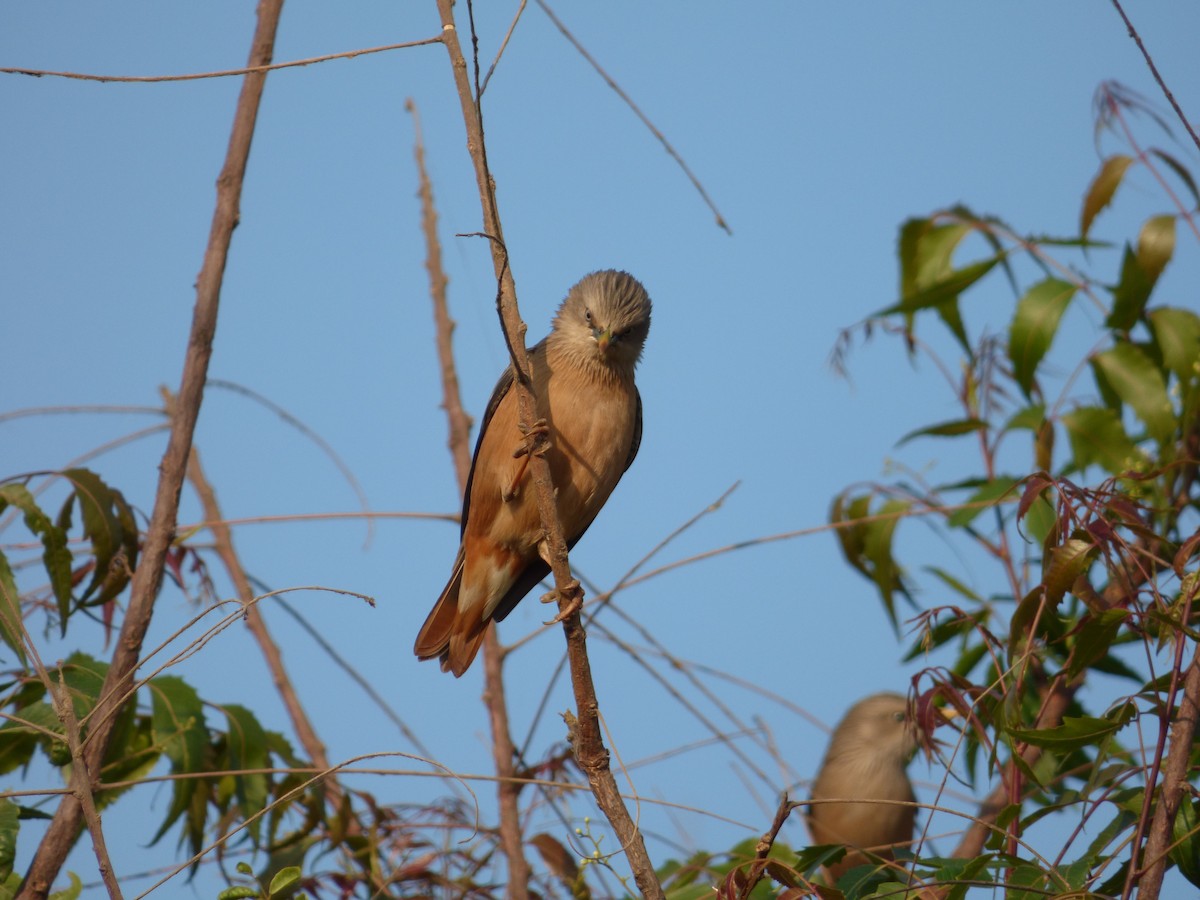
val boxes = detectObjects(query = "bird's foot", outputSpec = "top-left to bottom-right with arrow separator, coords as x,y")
541,579 -> 583,624
503,419 -> 550,501
511,418 -> 550,459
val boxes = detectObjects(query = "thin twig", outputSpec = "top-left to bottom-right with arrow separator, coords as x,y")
17,3 -> 286,895
52,667 -> 124,900
479,0 -> 528,96
533,0 -> 731,234
183,437 -> 346,813
434,1 -> 663,895
205,379 -> 374,545
1131,592 -> 1200,899
1108,0 -> 1200,156
408,93 -> 531,898
735,794 -> 800,900
0,36 -> 443,84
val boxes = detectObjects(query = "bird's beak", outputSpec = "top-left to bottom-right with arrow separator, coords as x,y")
595,328 -> 613,353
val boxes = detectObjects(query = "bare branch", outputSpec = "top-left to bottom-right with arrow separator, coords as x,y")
533,0 -> 731,234
184,438 -> 344,811
433,1 -> 663,894
17,2 -> 286,894
480,0 -> 528,96
408,93 -> 532,898
1132,596 -> 1200,898
1108,0 -> 1200,155
0,36 -> 443,84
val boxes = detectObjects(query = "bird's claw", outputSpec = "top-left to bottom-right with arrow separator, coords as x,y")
541,579 -> 583,624
504,419 -> 550,501
511,418 -> 550,458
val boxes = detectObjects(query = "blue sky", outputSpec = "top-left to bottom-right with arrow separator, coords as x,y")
3,2 -> 1199,896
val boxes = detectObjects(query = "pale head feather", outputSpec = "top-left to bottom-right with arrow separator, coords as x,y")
820,692 -> 918,780
548,270 -> 651,377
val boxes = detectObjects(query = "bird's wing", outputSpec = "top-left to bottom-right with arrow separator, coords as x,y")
459,360 -> 518,539
624,387 -> 643,472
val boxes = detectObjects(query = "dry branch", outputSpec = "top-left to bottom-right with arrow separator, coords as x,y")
408,94 -> 532,898
17,2 -> 286,895
184,440 -> 343,809
432,1 -> 663,895
0,36 -> 442,84
1136,634 -> 1200,898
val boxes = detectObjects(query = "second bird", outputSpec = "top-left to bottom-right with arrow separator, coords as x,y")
808,692 -> 920,879
414,270 -> 652,677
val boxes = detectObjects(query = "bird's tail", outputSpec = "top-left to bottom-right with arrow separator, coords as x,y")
414,551 -> 487,677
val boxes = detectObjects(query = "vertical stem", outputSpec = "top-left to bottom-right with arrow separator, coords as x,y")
17,3 -> 286,896
1131,636 -> 1200,899
183,441 -> 341,806
408,95 -> 531,897
432,3 -> 663,895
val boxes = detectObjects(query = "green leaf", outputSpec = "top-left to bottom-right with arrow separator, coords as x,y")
947,476 -> 1019,529
1081,154 -> 1133,240
1003,404 -> 1046,432
891,217 -> 1006,351
268,866 -> 302,897
149,676 -> 209,846
885,257 -> 1000,316
60,469 -> 138,611
1008,712 -> 1133,752
794,844 -> 846,876
47,872 -> 82,900
1042,537 -> 1098,608
1061,406 -> 1140,475
1067,608 -> 1129,680
0,485 -> 73,631
1108,243 -> 1155,330
1170,798 -> 1200,887
1150,148 -> 1200,210
1136,214 -> 1175,283
1005,862 -> 1059,900
0,799 -> 17,881
1008,278 -> 1076,398
922,566 -> 983,603
217,889 -> 261,900
224,704 -> 270,845
1148,307 -> 1200,382
1090,343 -> 1175,444
899,219 -> 966,297
0,552 -> 26,666
896,418 -> 987,447
1015,484 -> 1056,547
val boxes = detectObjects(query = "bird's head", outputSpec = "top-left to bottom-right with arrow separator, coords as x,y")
831,692 -> 920,770
552,270 -> 652,372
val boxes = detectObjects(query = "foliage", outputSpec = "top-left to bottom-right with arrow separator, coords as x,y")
826,82 -> 1200,897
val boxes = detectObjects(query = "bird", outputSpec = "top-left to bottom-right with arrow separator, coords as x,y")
414,270 -> 652,677
807,692 -> 920,880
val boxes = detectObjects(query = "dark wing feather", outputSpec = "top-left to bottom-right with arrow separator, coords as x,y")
458,361 -> 519,539
624,388 -> 642,472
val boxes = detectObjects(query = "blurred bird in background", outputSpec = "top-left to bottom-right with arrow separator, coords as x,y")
807,692 -> 921,880
414,270 -> 652,677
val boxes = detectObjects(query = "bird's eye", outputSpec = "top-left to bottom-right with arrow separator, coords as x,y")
892,711 -> 905,722
584,309 -> 593,324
